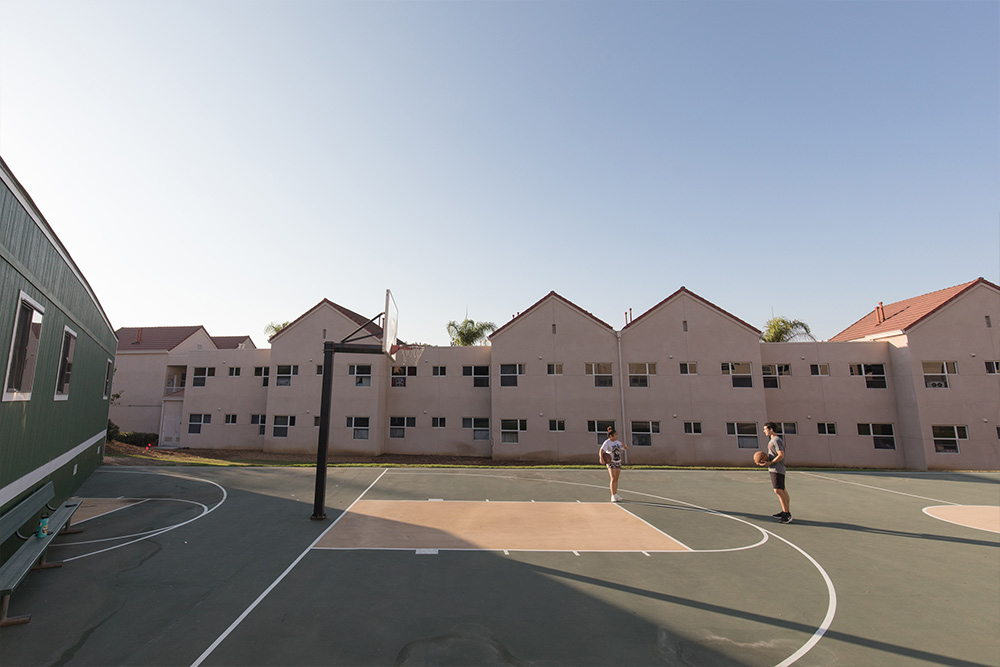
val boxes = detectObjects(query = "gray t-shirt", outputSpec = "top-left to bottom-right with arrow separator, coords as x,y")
767,435 -> 786,474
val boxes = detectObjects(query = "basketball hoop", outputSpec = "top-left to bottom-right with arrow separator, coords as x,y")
391,344 -> 425,366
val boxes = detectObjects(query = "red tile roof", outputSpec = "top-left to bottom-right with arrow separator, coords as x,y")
830,278 -> 995,341
115,326 -> 207,351
623,286 -> 761,335
490,291 -> 615,340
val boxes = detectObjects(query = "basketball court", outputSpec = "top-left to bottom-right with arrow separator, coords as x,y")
1,465 -> 997,666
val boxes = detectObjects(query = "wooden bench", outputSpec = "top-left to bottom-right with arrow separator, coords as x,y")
0,481 -> 82,627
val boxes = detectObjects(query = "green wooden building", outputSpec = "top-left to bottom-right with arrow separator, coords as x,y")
1,155 -> 117,556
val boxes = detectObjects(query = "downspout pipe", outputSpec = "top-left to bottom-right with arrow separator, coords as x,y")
617,330 -> 627,462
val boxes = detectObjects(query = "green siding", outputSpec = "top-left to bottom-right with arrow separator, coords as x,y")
1,168 -> 117,556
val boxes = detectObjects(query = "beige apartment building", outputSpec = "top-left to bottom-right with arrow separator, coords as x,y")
109,279 -> 1000,470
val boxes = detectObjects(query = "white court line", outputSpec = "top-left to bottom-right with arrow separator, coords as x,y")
922,505 -> 1000,533
61,470 -> 227,562
190,468 -> 389,667
69,497 -> 151,524
798,471 -> 960,505
379,469 -> 833,667
614,503 -> 694,551
56,499 -> 209,546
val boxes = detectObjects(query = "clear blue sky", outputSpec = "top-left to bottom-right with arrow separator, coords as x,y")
2,1 -> 997,347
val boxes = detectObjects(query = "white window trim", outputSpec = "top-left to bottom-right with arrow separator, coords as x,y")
4,291 -> 45,402
53,325 -> 78,401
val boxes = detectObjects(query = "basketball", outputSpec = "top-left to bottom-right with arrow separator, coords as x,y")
754,450 -> 768,465
600,451 -> 612,465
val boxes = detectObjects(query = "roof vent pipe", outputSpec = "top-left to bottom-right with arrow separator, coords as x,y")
136,327 -> 143,343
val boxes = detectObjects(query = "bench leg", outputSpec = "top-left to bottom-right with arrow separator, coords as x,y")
0,594 -> 31,627
30,551 -> 62,572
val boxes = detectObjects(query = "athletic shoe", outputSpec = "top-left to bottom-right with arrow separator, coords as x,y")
778,515 -> 793,524
772,511 -> 787,518
613,494 -> 623,502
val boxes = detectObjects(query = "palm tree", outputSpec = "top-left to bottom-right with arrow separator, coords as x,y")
446,319 -> 497,346
265,321 -> 291,338
760,317 -> 815,342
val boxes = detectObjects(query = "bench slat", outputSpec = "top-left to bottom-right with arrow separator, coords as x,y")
0,482 -> 55,540
0,501 -> 80,596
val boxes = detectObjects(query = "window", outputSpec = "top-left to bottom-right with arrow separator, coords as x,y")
463,366 -> 490,387
547,363 -> 563,375
722,362 -> 753,388
432,417 -> 446,428
54,326 -> 77,399
587,420 -> 616,445
229,367 -> 241,377
462,417 -> 490,440
761,364 -> 790,389
986,361 -> 1000,374
391,366 -> 417,387
679,362 -> 697,375
346,416 -> 369,440
684,421 -> 702,435
858,423 -> 895,449
251,414 -> 266,436
500,419 -> 527,443
4,292 -> 44,401
849,363 -> 886,389
727,422 -> 758,448
500,364 -> 525,387
682,320 -> 688,332
276,365 -> 298,387
349,364 -> 372,387
225,414 -> 237,424
810,364 -> 830,376
772,422 -> 797,436
273,415 -> 295,437
586,363 -> 614,387
628,363 -> 656,388
817,422 -> 837,435
631,420 -> 660,446
192,367 -> 215,387
389,416 -> 416,438
104,360 -> 114,400
922,361 -> 957,388
932,425 -> 968,453
316,365 -> 323,376
549,419 -> 565,431
432,366 -> 447,376
188,414 -> 211,434
254,366 -> 270,386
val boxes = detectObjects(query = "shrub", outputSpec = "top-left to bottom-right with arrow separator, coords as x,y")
118,431 -> 159,447
107,419 -> 121,443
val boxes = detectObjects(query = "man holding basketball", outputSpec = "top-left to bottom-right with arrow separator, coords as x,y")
757,422 -> 791,523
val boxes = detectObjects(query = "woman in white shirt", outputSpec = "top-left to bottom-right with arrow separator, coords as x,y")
599,427 -> 628,502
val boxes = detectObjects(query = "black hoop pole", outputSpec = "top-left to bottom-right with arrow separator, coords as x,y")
311,341 -> 335,520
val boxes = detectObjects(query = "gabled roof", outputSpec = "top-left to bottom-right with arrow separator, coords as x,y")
490,291 -> 614,340
831,278 -> 996,342
269,299 -> 384,344
623,287 -> 761,335
115,326 -> 209,351
212,336 -> 256,350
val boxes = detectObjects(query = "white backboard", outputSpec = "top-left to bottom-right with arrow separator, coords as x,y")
383,289 -> 398,360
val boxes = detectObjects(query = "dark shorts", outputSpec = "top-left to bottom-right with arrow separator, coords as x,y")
770,472 -> 785,490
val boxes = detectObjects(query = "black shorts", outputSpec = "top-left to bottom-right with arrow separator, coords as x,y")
770,472 -> 785,490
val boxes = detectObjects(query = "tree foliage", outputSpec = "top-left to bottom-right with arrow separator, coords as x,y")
760,317 -> 815,343
447,318 -> 497,346
265,321 -> 291,338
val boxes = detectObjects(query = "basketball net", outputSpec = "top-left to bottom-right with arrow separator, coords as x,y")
392,344 -> 425,366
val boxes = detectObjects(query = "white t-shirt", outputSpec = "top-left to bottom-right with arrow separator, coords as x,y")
601,438 -> 624,465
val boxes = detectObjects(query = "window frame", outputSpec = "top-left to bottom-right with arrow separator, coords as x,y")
631,420 -> 660,446
229,367 -> 241,377
858,422 -> 895,449
922,361 -> 957,389
250,414 -> 266,436
810,363 -> 830,376
931,425 -> 968,453
679,362 -> 698,375
273,415 -> 296,437
586,362 -> 614,388
628,363 -> 656,388
391,365 -> 417,387
349,364 -> 372,387
188,413 -> 211,434
275,365 -> 298,387
389,416 -> 416,438
761,363 -> 790,389
254,366 -> 270,386
192,366 -> 216,387
53,325 -> 78,400
499,363 -> 525,387
462,417 -> 491,440
500,418 -> 528,443
431,417 -> 446,428
587,419 -> 617,445
850,363 -> 887,389
722,362 -> 753,388
549,419 -> 565,432
547,363 -> 563,376
4,291 -> 45,402
726,422 -> 759,448
432,366 -> 447,376
683,421 -> 702,435
817,422 -> 837,435
346,416 -> 370,440
463,365 -> 490,387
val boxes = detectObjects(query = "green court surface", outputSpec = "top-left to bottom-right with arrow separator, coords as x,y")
1,466 -> 997,666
